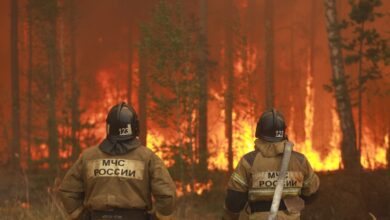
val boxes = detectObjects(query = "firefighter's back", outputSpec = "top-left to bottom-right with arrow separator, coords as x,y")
223,109 -> 319,220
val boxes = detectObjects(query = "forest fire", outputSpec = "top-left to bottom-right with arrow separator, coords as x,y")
175,180 -> 213,197
2,0 -> 390,219
26,88 -> 388,172
21,52 -> 389,173
81,66 -> 388,172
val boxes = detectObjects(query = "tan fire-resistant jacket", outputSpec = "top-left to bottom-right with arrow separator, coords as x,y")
59,139 -> 176,220
224,139 -> 320,220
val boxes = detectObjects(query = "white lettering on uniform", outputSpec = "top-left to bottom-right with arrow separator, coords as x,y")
87,159 -> 144,180
252,171 -> 303,189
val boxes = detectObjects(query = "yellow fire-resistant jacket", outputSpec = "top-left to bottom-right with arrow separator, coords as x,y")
223,139 -> 320,220
58,139 -> 176,220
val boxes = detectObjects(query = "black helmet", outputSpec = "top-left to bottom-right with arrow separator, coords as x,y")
255,108 -> 287,142
106,102 -> 139,141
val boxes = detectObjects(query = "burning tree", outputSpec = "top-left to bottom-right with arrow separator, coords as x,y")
28,0 -> 60,171
223,0 -> 259,173
323,0 -> 361,172
197,0 -> 209,180
10,0 -> 20,169
340,0 -> 390,156
323,0 -> 390,172
139,0 -> 208,193
24,0 -> 95,172
264,0 -> 275,109
225,0 -> 235,174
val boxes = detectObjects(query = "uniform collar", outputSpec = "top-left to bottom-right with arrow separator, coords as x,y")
99,137 -> 141,155
254,138 -> 289,158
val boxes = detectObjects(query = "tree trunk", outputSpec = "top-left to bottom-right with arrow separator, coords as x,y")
10,0 -> 20,168
289,28 -> 300,139
47,1 -> 59,172
27,0 -> 33,165
68,0 -> 80,160
323,0 -> 361,172
387,125 -> 390,170
127,24 -> 133,105
387,127 -> 390,170
264,0 -> 274,109
309,0 -> 316,86
324,5 -> 368,218
357,23 -> 365,155
138,47 -> 147,146
225,0 -> 234,174
58,0 -> 67,157
197,0 -> 208,177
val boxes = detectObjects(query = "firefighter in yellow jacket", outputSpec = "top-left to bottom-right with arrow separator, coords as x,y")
59,103 -> 176,220
223,109 -> 319,220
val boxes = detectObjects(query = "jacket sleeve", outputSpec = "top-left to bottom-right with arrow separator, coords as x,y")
223,158 -> 250,220
149,153 -> 176,220
301,157 -> 320,197
58,156 -> 85,219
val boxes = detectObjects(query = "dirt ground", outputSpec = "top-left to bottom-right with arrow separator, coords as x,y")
0,169 -> 389,220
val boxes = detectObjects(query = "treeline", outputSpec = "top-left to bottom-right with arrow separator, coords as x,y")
8,0 -> 96,173
4,0 -> 390,189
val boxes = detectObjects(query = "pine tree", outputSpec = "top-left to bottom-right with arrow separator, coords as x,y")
10,0 -> 20,168
197,0 -> 209,179
225,0 -> 234,174
264,0 -> 274,109
341,0 -> 390,154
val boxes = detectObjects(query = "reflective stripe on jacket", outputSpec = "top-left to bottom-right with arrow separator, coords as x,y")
223,139 -> 320,220
59,139 -> 176,220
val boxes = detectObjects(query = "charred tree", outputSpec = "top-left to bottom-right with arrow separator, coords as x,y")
225,0 -> 234,174
388,126 -> 390,170
41,0 -> 60,171
197,0 -> 208,177
308,0 -> 316,85
323,0 -> 360,172
127,24 -> 133,105
138,47 -> 147,146
264,0 -> 274,109
247,0 -> 260,115
385,128 -> 390,170
68,0 -> 80,160
357,24 -> 364,156
287,25 -> 298,138
27,0 -> 33,164
10,0 -> 20,167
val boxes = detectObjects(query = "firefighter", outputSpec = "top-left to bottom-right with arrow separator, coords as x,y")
222,109 -> 319,220
59,102 -> 176,220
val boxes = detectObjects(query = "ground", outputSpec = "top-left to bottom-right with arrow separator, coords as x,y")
0,168 -> 389,220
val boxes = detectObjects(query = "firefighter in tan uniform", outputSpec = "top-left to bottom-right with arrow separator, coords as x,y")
223,109 -> 319,220
59,103 -> 176,220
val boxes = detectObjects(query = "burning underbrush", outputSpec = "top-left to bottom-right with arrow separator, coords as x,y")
0,168 -> 389,219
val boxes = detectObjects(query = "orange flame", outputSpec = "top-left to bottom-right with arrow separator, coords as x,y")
360,129 -> 388,169
26,64 -> 388,173
175,180 -> 213,197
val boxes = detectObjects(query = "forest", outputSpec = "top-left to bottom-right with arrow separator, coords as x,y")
0,0 -> 389,219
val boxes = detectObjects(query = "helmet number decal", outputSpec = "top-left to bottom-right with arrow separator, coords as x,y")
275,130 -> 284,138
119,124 -> 132,136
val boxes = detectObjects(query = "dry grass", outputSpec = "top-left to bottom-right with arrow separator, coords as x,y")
0,169 -> 389,219
0,199 -> 65,220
